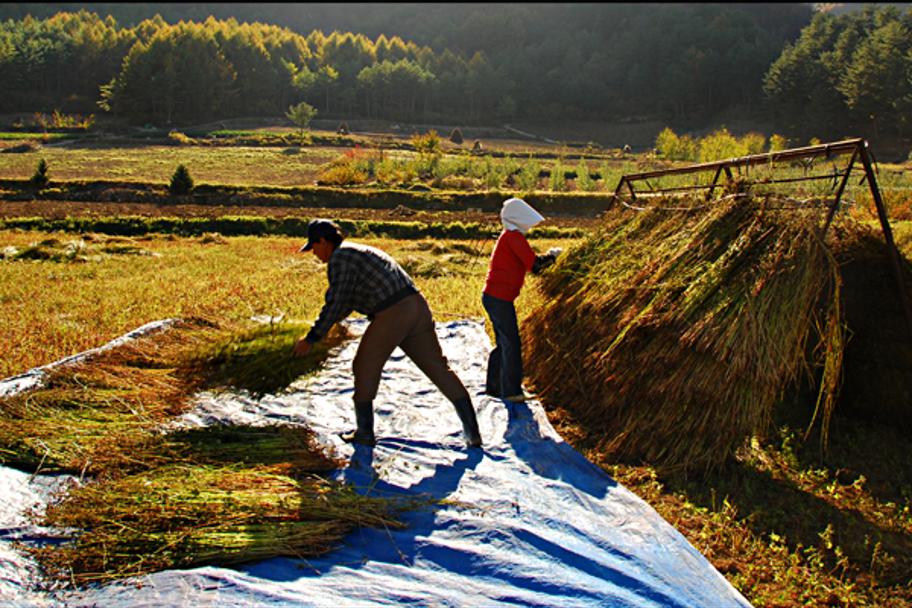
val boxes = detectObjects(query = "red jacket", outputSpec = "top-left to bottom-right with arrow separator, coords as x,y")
484,230 -> 535,302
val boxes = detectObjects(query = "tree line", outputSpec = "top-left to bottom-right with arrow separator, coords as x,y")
1,4 -> 910,143
0,11 -> 507,125
764,4 -> 912,142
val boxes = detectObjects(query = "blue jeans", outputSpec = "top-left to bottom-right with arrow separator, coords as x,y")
482,292 -> 523,398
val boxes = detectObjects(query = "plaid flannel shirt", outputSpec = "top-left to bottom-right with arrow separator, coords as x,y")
305,242 -> 417,343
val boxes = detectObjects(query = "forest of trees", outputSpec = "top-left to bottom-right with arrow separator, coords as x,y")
764,4 -> 912,141
0,4 -> 910,143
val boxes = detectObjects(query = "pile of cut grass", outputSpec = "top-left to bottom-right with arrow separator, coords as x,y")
524,194 -> 848,473
0,317 -> 407,585
0,318 -> 352,475
30,462 -> 405,585
186,319 -> 351,397
0,236 -> 155,262
0,317 -> 214,474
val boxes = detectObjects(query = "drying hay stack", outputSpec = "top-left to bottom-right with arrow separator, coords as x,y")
524,194 -> 911,473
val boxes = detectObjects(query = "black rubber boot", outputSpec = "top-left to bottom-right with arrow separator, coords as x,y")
452,396 -> 482,448
340,400 -> 376,447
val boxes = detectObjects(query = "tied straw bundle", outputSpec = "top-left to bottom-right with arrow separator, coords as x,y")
524,195 -> 846,474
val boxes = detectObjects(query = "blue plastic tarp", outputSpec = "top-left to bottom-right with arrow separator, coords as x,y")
1,319 -> 751,607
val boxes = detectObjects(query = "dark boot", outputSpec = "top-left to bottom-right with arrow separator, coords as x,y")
452,396 -> 482,448
340,400 -> 376,447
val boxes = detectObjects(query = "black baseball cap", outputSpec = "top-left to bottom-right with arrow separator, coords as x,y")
300,219 -> 342,251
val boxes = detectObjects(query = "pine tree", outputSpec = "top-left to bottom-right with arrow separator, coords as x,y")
169,164 -> 194,195
30,159 -> 49,189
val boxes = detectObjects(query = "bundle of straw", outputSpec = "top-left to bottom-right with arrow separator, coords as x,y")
524,196 -> 845,473
161,424 -> 342,472
184,321 -> 351,397
0,319 -> 214,474
29,463 -> 407,584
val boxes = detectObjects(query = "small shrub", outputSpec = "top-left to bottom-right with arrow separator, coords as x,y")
337,122 -> 349,135
286,102 -> 318,138
411,153 -> 440,180
656,127 -> 697,161
482,159 -> 504,189
30,158 -> 49,189
467,157 -> 488,180
516,158 -> 541,192
599,162 -> 612,191
317,164 -> 368,186
412,130 -> 442,154
449,128 -> 464,145
741,132 -> 767,155
32,110 -> 95,131
169,164 -> 194,195
698,128 -> 740,162
316,146 -> 380,185
548,161 -> 566,192
430,157 -> 456,186
575,159 -> 596,192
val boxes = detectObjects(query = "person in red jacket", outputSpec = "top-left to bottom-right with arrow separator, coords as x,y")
482,198 -> 559,402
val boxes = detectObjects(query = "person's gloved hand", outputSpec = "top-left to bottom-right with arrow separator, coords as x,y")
532,247 -> 563,274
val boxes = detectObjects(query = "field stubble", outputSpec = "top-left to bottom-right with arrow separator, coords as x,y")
0,232 -> 564,378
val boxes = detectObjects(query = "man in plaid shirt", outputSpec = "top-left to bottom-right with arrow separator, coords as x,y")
293,219 -> 482,448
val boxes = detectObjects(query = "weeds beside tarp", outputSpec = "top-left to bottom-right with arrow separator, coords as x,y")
0,317 -> 409,585
524,194 -> 850,474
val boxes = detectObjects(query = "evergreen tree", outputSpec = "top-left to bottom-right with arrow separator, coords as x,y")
30,158 -> 49,189
169,163 -> 193,195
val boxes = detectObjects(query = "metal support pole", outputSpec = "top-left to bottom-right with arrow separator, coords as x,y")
858,141 -> 912,339
706,166 -> 723,200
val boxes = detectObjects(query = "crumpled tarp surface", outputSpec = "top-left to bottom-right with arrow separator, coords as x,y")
0,319 -> 751,607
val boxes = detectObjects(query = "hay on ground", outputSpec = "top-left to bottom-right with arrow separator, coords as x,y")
28,463 -> 406,585
0,317 -> 412,586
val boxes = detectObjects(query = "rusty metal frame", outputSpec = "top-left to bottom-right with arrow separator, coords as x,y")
612,137 -> 912,337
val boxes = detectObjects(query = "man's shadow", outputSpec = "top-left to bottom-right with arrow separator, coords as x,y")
243,437 -> 483,581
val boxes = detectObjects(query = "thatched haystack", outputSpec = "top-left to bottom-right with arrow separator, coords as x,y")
524,194 -> 911,473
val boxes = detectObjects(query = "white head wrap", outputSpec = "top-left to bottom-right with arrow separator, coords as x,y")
500,197 -> 545,234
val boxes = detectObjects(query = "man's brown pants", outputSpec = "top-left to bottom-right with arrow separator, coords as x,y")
352,293 -> 469,404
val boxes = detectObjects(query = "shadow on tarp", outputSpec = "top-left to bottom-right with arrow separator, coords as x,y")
501,399 -> 616,499
241,439 -> 481,582
235,403 -> 689,607
240,435 -> 683,607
